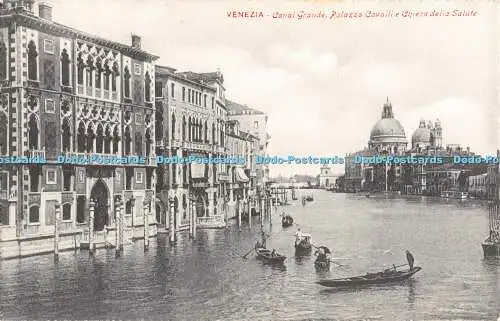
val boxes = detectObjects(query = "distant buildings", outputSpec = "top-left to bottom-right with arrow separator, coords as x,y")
318,165 -> 338,189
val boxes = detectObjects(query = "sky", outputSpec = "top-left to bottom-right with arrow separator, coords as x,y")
50,0 -> 499,176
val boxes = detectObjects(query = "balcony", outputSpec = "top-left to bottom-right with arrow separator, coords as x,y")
183,141 -> 211,152
217,173 -> 230,182
26,149 -> 45,159
197,215 -> 226,229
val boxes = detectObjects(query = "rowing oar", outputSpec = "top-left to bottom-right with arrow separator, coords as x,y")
242,248 -> 254,259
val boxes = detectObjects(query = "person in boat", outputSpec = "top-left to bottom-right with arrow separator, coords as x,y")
271,249 -> 277,257
489,229 -> 499,242
260,231 -> 268,248
406,250 -> 415,271
295,228 -> 303,245
315,247 -> 328,263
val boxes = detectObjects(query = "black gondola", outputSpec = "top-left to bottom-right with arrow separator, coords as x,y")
316,266 -> 422,287
305,196 -> 314,202
314,258 -> 330,270
295,233 -> 313,254
255,248 -> 286,263
282,215 -> 293,227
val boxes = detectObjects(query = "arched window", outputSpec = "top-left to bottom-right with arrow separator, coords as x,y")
104,126 -> 111,153
76,196 -> 86,223
29,206 -> 40,223
155,109 -> 163,141
145,71 -> 151,102
182,116 -> 186,141
61,49 -> 70,86
86,55 -> 94,86
112,61 -> 119,92
62,118 -> 71,152
62,203 -> 71,221
104,64 -> 111,90
77,53 -> 85,85
95,124 -> 104,153
204,120 -> 208,143
124,126 -> 131,155
95,58 -> 102,89
212,123 -> 215,144
171,114 -> 176,140
135,132 -> 143,156
145,129 -> 151,157
112,126 -> 120,154
0,41 -> 6,81
86,125 -> 94,153
28,114 -> 38,149
27,40 -> 38,81
0,113 -> 7,154
123,66 -> 131,97
187,116 -> 191,142
77,122 -> 86,152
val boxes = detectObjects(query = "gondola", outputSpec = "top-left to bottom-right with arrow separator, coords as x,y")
255,248 -> 286,263
295,233 -> 313,254
305,196 -> 314,202
282,215 -> 293,227
316,266 -> 422,287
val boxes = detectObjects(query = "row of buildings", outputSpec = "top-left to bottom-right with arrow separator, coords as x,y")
342,98 -> 498,199
0,0 -> 270,258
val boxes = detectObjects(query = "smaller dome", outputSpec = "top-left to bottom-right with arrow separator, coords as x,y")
412,119 -> 431,143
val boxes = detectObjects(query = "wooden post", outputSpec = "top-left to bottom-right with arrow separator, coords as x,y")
89,199 -> 95,256
238,197 -> 242,231
188,195 -> 193,239
248,197 -> 252,228
54,203 -> 60,261
169,195 -> 175,244
144,201 -> 150,251
260,194 -> 263,229
119,199 -> 124,252
192,199 -> 197,239
115,198 -> 121,257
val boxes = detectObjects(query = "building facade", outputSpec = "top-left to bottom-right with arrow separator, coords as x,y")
318,165 -> 338,189
0,0 -> 159,258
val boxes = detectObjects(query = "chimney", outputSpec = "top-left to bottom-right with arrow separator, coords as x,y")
38,2 -> 52,20
131,34 -> 141,50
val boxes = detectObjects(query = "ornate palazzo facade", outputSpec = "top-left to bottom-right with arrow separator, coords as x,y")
0,0 -> 158,258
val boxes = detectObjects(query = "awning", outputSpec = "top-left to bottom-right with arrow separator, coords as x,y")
191,163 -> 206,179
235,167 -> 249,183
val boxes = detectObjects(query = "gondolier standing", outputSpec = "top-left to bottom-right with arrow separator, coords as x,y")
295,228 -> 303,245
406,250 -> 415,271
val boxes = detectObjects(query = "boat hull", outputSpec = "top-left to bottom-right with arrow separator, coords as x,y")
255,249 -> 286,264
482,241 -> 500,257
295,244 -> 312,254
314,260 -> 330,270
316,266 -> 422,287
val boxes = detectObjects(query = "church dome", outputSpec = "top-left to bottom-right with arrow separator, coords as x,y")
369,98 -> 406,143
411,119 -> 431,144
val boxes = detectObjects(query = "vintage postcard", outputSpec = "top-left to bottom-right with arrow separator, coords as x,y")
0,0 -> 498,320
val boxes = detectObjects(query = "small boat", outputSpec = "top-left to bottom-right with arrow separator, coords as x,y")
316,266 -> 422,287
295,233 -> 313,253
314,258 -> 330,270
305,196 -> 314,202
255,248 -> 286,264
282,215 -> 293,227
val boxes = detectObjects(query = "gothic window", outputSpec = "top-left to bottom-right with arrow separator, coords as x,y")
171,83 -> 175,98
61,49 -> 70,86
61,119 -> 71,152
29,206 -> 40,223
43,59 -> 56,89
76,196 -> 85,223
0,41 -> 6,81
27,40 -> 38,81
182,87 -> 185,101
155,81 -> 162,98
135,132 -> 143,156
28,114 -> 39,149
187,89 -> 191,103
123,66 -> 131,97
145,129 -> 151,157
112,126 -> 120,153
212,123 -> 215,144
124,126 -> 131,155
125,168 -> 133,190
95,59 -> 102,89
62,203 -> 71,221
77,53 -> 84,85
104,126 -> 111,153
0,113 -> 6,154
155,110 -> 163,141
29,167 -> 39,192
95,124 -> 104,153
104,64 -> 111,90
145,71 -> 151,102
45,121 -> 57,152
86,126 -> 94,153
62,167 -> 72,191
86,56 -> 94,86
211,97 -> 214,109
77,122 -> 86,152
182,116 -> 186,141
171,114 -> 176,140
204,94 -> 207,107
112,62 -> 119,92
204,120 -> 208,143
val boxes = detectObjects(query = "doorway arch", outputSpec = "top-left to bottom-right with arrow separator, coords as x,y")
90,179 -> 109,231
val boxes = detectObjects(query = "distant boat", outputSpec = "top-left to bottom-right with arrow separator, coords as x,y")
316,266 -> 422,287
314,257 -> 330,270
305,195 -> 314,202
255,248 -> 286,264
483,201 -> 500,257
282,215 -> 293,227
440,191 -> 468,200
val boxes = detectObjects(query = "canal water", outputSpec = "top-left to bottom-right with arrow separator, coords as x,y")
0,190 -> 498,321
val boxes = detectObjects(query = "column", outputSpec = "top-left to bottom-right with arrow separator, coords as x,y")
89,199 -> 95,256
115,198 -> 121,257
54,203 -> 60,261
169,197 -> 175,244
248,197 -> 252,228
130,198 -> 136,230
192,199 -> 197,239
237,197 -> 241,231
119,199 -> 124,252
144,201 -> 150,251
8,199 -> 16,227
